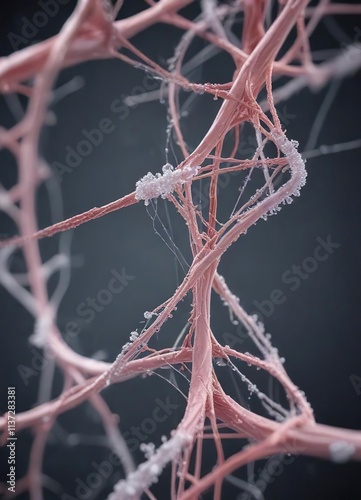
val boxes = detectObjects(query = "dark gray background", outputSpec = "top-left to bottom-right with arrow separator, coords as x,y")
0,1 -> 361,499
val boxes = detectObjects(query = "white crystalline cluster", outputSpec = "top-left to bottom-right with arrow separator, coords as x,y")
129,331 -> 139,342
329,441 -> 355,463
108,431 -> 192,500
258,131 -> 307,221
135,163 -> 199,205
271,131 -> 307,198
30,310 -> 53,347
140,442 -> 155,459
